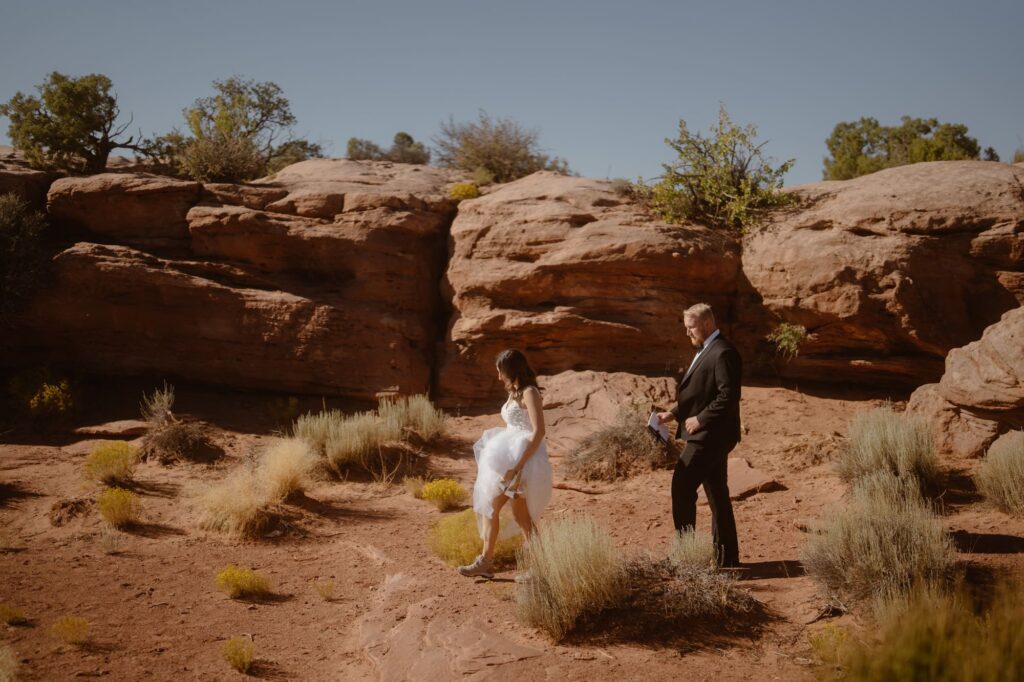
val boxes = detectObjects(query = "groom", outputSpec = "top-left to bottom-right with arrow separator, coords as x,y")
657,303 -> 741,567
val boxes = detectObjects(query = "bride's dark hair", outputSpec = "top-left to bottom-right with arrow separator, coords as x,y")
495,349 -> 540,400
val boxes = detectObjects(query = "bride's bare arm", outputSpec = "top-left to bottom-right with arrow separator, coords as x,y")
513,387 -> 546,473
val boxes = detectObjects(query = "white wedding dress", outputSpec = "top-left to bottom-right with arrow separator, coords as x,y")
472,397 -> 553,540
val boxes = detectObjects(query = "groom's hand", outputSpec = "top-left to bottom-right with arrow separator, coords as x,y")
684,416 -> 702,434
656,411 -> 674,424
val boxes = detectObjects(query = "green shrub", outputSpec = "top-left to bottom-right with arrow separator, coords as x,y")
802,472 -> 955,607
96,487 -> 140,528
7,368 -> 75,422
649,104 -> 794,231
434,111 -> 570,183
975,432 -> 1024,517
347,132 -> 430,164
564,405 -> 672,481
838,405 -> 937,488
222,637 -> 255,673
428,508 -> 521,568
215,564 -> 271,600
420,479 -> 468,511
50,615 -> 89,646
0,193 -> 48,326
516,515 -> 627,640
834,582 -> 1024,681
84,441 -> 139,485
766,322 -> 807,361
449,182 -> 480,201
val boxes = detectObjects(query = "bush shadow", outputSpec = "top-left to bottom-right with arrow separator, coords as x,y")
249,659 -> 291,680
0,480 -> 42,508
952,530 -> 1024,554
736,560 -> 807,580
125,479 -> 181,499
932,467 -> 984,511
125,522 -> 188,539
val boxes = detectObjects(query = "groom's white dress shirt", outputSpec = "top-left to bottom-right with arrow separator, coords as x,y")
685,328 -> 720,378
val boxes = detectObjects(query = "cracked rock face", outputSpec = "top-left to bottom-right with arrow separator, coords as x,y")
743,160 -> 1024,388
436,172 -> 742,406
17,161 -> 463,400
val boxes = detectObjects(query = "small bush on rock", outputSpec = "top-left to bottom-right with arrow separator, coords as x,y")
449,182 -> 480,201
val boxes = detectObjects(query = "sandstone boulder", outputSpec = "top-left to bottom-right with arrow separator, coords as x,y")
907,305 -> 1024,458
20,243 -> 436,400
744,161 -> 1023,388
47,173 -> 201,241
0,161 -> 56,209
437,172 -> 741,406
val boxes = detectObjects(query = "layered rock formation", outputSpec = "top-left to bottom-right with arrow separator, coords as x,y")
744,161 -> 1024,387
20,160 -> 463,400
907,305 -> 1024,458
0,146 -> 56,208
436,172 -> 741,406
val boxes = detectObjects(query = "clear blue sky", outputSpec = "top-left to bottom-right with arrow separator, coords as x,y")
1,0 -> 1021,185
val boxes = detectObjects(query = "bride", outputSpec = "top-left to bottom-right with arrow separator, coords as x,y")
458,349 -> 553,579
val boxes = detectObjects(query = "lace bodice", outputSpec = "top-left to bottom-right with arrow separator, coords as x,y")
501,399 -> 534,433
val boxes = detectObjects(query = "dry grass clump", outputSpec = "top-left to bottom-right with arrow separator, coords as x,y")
0,604 -> 27,626
142,420 -> 218,463
140,382 -> 175,428
976,432 -> 1024,517
83,441 -> 140,485
257,437 -> 318,501
222,637 -> 255,673
516,515 -> 627,640
195,469 -> 272,538
428,508 -> 521,568
564,405 -> 673,481
215,564 -> 272,600
50,615 -> 89,646
0,645 -> 18,682
668,528 -> 718,572
294,394 -> 445,477
826,581 -> 1024,681
96,487 -> 140,528
403,475 -> 427,498
420,478 -> 468,511
803,471 -> 956,608
838,405 -> 937,488
312,579 -> 337,602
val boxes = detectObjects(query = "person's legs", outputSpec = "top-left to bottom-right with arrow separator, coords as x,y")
671,442 -> 708,532
510,495 -> 533,539
702,451 -> 739,567
481,493 -> 509,559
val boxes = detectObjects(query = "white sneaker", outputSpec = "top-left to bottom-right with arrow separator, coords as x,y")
458,554 -> 494,579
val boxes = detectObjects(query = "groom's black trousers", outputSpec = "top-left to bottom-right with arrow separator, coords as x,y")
671,441 -> 740,567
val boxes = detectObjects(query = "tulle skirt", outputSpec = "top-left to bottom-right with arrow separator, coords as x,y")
472,427 -> 553,540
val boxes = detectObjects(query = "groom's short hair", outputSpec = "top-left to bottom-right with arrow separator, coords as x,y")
684,303 -> 715,323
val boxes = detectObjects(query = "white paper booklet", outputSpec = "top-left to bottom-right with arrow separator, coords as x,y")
647,412 -> 670,444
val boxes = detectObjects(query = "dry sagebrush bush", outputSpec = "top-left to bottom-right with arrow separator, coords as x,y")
428,508 -> 521,568
312,579 -> 337,602
516,515 -> 627,640
143,420 -> 218,463
420,478 -> 468,511
0,645 -> 18,682
838,405 -> 937,487
222,637 -> 255,673
294,394 -> 445,476
802,472 -> 955,608
976,432 -> 1024,517
96,487 -> 140,528
564,405 -> 672,481
140,382 -> 175,427
84,441 -> 139,485
195,470 -> 271,538
50,615 -> 89,646
668,528 -> 718,572
835,582 -> 1024,681
215,565 -> 271,599
258,437 -> 318,501
0,604 -> 27,625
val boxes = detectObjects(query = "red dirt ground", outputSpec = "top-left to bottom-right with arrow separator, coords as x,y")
2,381 -> 1022,680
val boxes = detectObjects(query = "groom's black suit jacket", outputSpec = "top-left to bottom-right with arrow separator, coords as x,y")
671,334 -> 742,461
